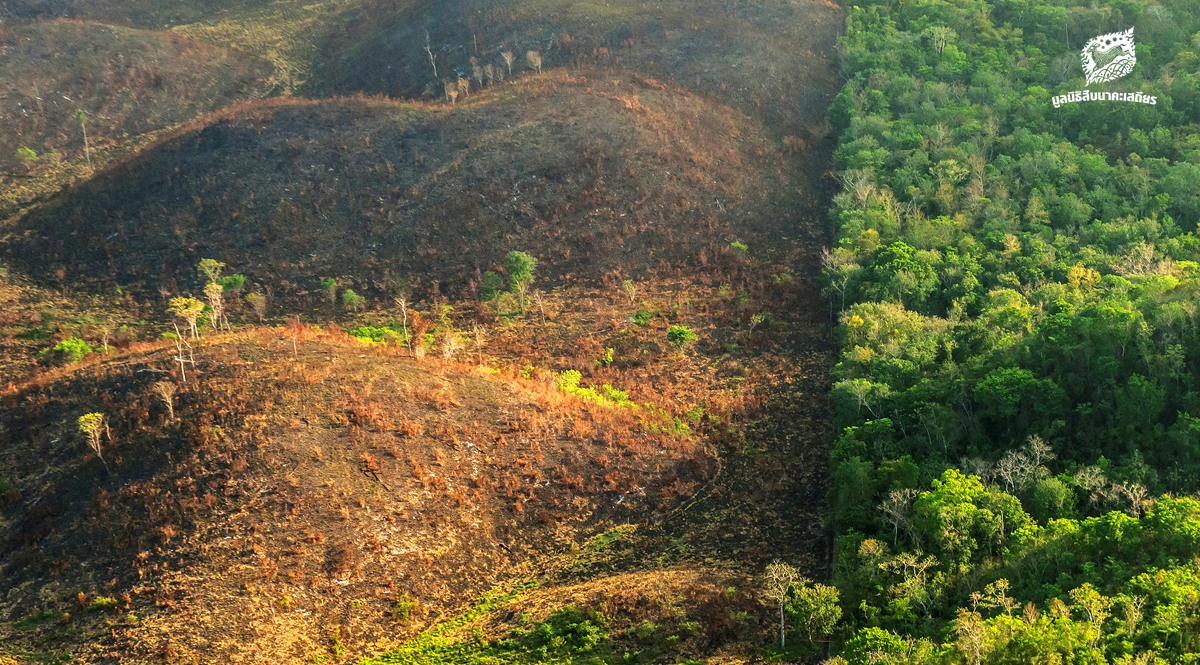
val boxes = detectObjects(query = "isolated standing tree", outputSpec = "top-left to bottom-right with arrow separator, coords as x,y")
343,288 -> 365,312
245,292 -> 268,321
394,296 -> 412,350
153,381 -> 177,423
764,561 -> 800,648
75,109 -> 92,168
97,323 -> 113,355
472,59 -> 484,88
204,282 -> 226,331
77,412 -> 109,470
484,63 -> 496,86
526,50 -> 542,74
444,79 -> 458,103
424,30 -> 438,80
501,51 -> 514,76
320,277 -> 338,304
880,487 -> 919,545
471,321 -> 487,364
457,77 -> 470,99
621,279 -> 638,305
169,297 -> 205,339
440,332 -> 464,360
198,258 -> 225,285
505,251 -> 538,315
789,580 -> 842,644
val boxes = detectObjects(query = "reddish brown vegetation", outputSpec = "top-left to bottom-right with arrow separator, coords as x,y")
0,326 -> 713,661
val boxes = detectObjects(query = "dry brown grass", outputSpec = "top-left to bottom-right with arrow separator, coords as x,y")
0,326 -> 713,662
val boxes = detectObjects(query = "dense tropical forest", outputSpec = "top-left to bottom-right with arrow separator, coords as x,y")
822,0 -> 1200,661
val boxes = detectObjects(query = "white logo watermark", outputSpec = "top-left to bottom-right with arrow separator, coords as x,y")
1083,28 -> 1136,85
1051,27 -> 1157,108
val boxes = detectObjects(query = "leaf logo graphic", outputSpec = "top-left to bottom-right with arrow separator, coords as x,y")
1082,28 -> 1136,85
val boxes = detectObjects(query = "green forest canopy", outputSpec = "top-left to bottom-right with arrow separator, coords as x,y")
822,0 -> 1200,661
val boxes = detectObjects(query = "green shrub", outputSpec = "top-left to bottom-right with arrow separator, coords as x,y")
594,347 -> 615,368
730,240 -> 748,253
348,326 -> 401,344
631,309 -> 656,326
394,594 -> 417,624
51,337 -> 93,362
630,620 -> 658,641
481,271 -> 504,302
515,607 -> 607,660
87,596 -> 119,612
666,325 -> 697,348
319,277 -> 338,304
505,251 -> 538,315
217,274 -> 246,294
342,288 -> 365,311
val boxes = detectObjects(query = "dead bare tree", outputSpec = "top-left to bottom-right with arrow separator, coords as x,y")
394,296 -> 412,352
533,290 -> 548,330
764,561 -> 800,648
1118,482 -> 1151,518
880,488 -> 919,545
153,381 -> 177,423
501,51 -> 514,76
204,282 -> 227,331
424,30 -> 438,80
97,324 -> 113,355
955,608 -> 991,665
995,449 -> 1035,494
441,333 -> 464,361
1074,465 -> 1110,509
526,50 -> 543,74
172,323 -> 196,382
471,322 -> 487,364
1024,434 -> 1055,468
457,77 -> 470,99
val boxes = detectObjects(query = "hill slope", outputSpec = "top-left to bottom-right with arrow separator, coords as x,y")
311,0 -> 841,131
1,73 -> 789,298
0,19 -> 273,217
0,327 -> 711,662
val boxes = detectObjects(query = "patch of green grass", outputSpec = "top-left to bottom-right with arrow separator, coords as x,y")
630,309 -> 658,326
13,610 -> 65,632
86,596 -> 119,612
586,526 -> 633,550
348,325 -> 407,345
51,337 -> 93,363
0,649 -> 73,664
363,600 -> 623,665
361,582 -> 537,664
